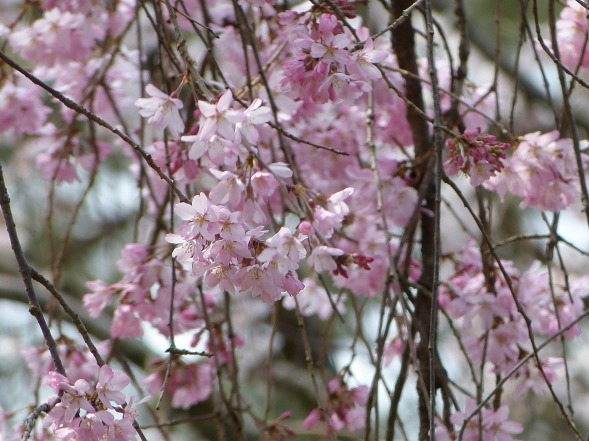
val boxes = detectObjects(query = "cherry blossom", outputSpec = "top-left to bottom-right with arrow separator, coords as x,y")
258,227 -> 307,272
486,131 -> 585,211
198,89 -> 239,140
83,280 -> 115,318
44,364 -> 137,440
144,361 -> 213,410
209,169 -> 246,207
175,193 -> 218,241
280,12 -> 378,103
308,246 -> 345,273
304,376 -> 369,434
96,365 -> 130,408
349,36 -> 388,80
445,128 -> 509,186
556,0 -> 589,70
311,188 -> 354,238
310,30 -> 351,65
251,170 -> 280,199
237,98 -> 273,144
135,84 -> 185,138
235,263 -> 282,302
0,73 -> 51,135
437,400 -> 523,441
9,8 -> 99,66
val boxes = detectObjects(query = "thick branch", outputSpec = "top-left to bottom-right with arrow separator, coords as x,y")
390,1 -> 437,439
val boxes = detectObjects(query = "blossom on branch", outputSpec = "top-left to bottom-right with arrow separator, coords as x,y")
444,128 -> 509,186
135,83 -> 185,138
436,400 -> 523,441
556,0 -> 589,70
304,376 -> 369,433
485,130 -> 586,211
44,365 -> 137,441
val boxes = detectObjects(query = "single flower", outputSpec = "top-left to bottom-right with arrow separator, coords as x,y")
135,83 -> 185,138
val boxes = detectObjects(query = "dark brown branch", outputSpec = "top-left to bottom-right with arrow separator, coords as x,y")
0,273 -> 152,367
0,162 -> 67,440
386,345 -> 410,441
390,1 -> 438,439
0,163 -> 66,376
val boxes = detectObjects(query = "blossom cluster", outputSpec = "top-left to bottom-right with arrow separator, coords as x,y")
1,0 -> 135,183
444,128 -> 509,186
304,376 -> 369,434
280,11 -> 388,104
485,131 -> 588,211
184,89 -> 274,177
555,0 -> 589,70
84,243 -> 206,339
136,85 -> 273,162
167,192 -> 306,303
440,240 -> 588,381
436,400 -> 524,441
45,365 -> 136,441
7,341 -> 138,441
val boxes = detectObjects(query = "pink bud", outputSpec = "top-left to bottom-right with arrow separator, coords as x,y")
298,220 -> 314,235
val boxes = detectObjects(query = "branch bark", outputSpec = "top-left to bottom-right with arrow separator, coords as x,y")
390,1 -> 438,439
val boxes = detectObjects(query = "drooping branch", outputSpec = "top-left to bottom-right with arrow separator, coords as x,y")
0,162 -> 66,377
0,49 -> 190,204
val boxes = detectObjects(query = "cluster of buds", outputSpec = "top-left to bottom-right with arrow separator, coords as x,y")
444,128 -> 509,186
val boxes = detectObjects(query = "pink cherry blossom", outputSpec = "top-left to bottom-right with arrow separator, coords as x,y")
144,362 -> 213,410
308,246 -> 344,273
9,8 -> 99,66
73,411 -> 110,441
105,415 -> 136,441
0,73 -> 51,135
181,134 -> 208,160
96,365 -> 130,408
251,171 -> 280,199
209,169 -> 245,207
304,376 -> 368,433
170,364 -> 213,409
310,32 -> 351,64
198,89 -> 239,140
9,2 -> 589,440
258,227 -> 307,272
236,98 -> 272,144
111,304 -> 144,338
235,264 -> 282,303
135,83 -> 185,138
445,128 -> 509,187
349,37 -> 388,80
83,280 -> 115,318
175,193 -> 218,241
47,375 -> 94,424
556,0 -> 589,69
485,130 -> 583,211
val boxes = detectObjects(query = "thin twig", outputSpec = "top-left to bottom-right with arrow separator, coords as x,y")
0,49 -> 189,203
